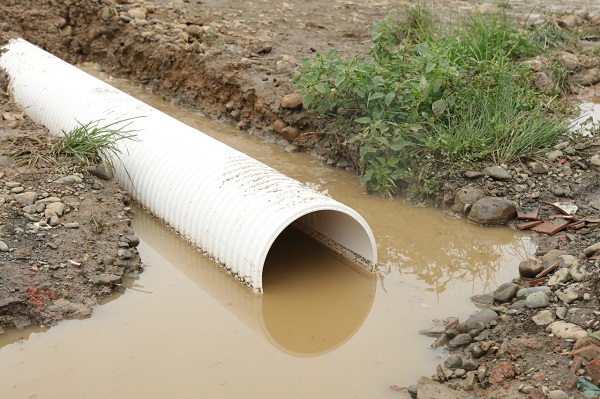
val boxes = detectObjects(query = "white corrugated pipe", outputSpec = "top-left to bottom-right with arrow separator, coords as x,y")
0,38 -> 377,292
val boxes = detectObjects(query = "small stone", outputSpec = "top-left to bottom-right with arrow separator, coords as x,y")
281,93 -> 303,109
464,171 -> 485,179
561,14 -> 584,28
526,291 -> 549,308
463,372 -> 477,391
465,309 -> 499,329
454,369 -> 466,378
118,249 -> 133,260
528,161 -> 549,174
54,175 -> 83,185
483,165 -> 511,181
128,8 -> 147,20
532,310 -> 555,326
558,52 -> 579,71
518,258 -> 543,278
555,307 -> 567,319
14,192 -> 38,206
120,235 -> 140,248
452,187 -> 485,213
516,286 -> 551,300
462,360 -> 478,372
444,355 -> 463,370
45,202 -> 66,216
63,222 -> 80,229
493,282 -> 520,304
272,119 -> 286,134
91,273 -> 122,285
573,68 -> 600,86
447,333 -> 472,348
0,241 -> 8,252
280,126 -> 300,141
87,163 -> 113,180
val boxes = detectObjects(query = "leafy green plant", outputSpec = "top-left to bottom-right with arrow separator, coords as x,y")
294,8 -> 569,200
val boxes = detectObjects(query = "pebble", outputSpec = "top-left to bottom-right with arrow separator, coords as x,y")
526,292 -> 549,308
54,175 -> 83,184
281,93 -> 303,109
547,268 -> 571,286
493,282 -> 519,304
0,241 -> 8,252
516,286 -> 551,300
532,310 -> 555,326
547,149 -> 564,162
444,355 -> 463,369
120,235 -> 140,248
556,289 -> 579,304
546,321 -> 588,340
63,222 -> 80,229
518,258 -> 543,278
483,165 -> 511,181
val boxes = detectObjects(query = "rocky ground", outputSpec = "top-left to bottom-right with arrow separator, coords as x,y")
1,0 -> 600,398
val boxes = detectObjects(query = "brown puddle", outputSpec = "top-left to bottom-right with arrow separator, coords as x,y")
0,65 -> 535,398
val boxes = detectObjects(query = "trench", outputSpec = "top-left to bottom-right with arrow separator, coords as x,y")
0,65 -> 536,398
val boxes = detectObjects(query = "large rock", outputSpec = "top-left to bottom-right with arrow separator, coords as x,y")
546,321 -> 587,340
452,187 -> 485,213
281,93 -> 303,109
464,309 -> 499,329
416,377 -> 465,399
14,191 -> 38,206
468,197 -> 517,226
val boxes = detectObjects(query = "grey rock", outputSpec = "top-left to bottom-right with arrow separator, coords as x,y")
526,292 -> 549,308
462,360 -> 479,372
120,235 -> 140,248
573,68 -> 600,86
454,368 -> 466,378
493,282 -> 520,304
447,333 -> 473,348
483,165 -> 511,181
0,241 -> 8,252
0,155 -> 13,166
87,162 -> 114,180
128,8 -> 147,20
532,310 -> 555,326
465,309 -> 499,329
468,197 -> 517,226
54,175 -> 83,185
444,355 -> 463,370
516,286 -> 551,300
556,306 -> 567,319
518,258 -> 543,278
14,191 -> 38,206
452,187 -> 485,213
464,171 -> 485,179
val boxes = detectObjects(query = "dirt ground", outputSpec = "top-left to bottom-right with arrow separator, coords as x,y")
1,0 -> 600,398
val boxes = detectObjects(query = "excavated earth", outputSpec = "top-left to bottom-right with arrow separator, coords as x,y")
2,1 -> 600,398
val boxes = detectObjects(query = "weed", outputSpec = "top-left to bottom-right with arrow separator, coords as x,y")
294,7 -> 573,200
86,215 -> 104,234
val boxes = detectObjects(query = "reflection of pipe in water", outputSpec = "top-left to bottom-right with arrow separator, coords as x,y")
132,206 -> 376,356
0,38 -> 377,292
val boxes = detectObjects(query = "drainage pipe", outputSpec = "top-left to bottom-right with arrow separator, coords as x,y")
0,38 -> 377,292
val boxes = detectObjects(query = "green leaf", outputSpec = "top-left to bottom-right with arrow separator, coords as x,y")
384,92 -> 395,106
314,84 -> 329,94
369,92 -> 385,101
356,117 -> 373,124
432,99 -> 447,116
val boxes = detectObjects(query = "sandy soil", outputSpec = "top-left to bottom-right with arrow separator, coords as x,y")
2,1 -> 600,398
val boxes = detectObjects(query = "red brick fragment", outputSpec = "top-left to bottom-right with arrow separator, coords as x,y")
567,221 -> 586,231
488,361 -> 515,384
585,359 -> 600,385
517,208 -> 539,220
517,220 -> 543,230
572,344 -> 600,361
531,219 -> 571,235
571,356 -> 583,374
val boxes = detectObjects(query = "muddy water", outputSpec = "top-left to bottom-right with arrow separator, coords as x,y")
0,66 -> 535,398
